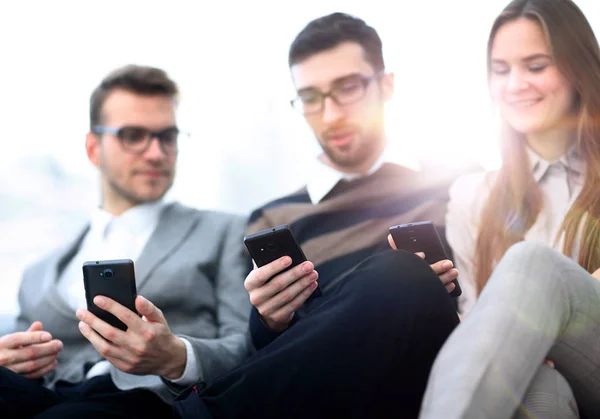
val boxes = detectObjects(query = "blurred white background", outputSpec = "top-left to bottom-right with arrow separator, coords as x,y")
1,0 -> 599,316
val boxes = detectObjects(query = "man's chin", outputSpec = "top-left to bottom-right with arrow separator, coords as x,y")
131,188 -> 170,204
326,150 -> 364,169
138,179 -> 172,197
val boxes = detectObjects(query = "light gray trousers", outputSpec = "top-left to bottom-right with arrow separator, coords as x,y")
420,241 -> 600,419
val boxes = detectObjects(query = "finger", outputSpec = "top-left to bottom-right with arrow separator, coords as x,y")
387,234 -> 397,250
76,308 -> 126,345
78,321 -> 129,364
245,257 -> 293,290
445,282 -> 456,293
23,358 -> 58,380
438,269 -> 459,285
0,331 -> 53,349
249,263 -> 315,307
415,252 -> 425,259
93,296 -> 142,332
265,262 -> 315,296
27,322 -> 43,332
102,355 -> 134,375
259,271 -> 319,315
430,259 -> 454,275
9,353 -> 58,375
135,296 -> 165,324
268,282 -> 319,327
1,340 -> 62,366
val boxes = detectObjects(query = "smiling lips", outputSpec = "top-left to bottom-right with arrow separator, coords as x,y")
508,98 -> 543,108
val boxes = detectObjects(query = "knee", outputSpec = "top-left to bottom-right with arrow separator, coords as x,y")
502,241 -> 556,265
517,364 -> 579,419
378,248 -> 432,272
366,249 -> 439,289
338,250 -> 458,333
349,249 -> 450,306
488,241 -> 566,293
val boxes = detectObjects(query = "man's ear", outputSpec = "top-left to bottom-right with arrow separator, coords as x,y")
85,132 -> 101,168
380,71 -> 395,102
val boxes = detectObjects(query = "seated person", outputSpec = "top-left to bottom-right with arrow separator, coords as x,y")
420,0 -> 600,418
172,13 -> 464,419
0,65 -> 251,419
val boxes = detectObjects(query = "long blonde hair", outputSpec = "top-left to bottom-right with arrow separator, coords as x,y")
475,0 -> 600,292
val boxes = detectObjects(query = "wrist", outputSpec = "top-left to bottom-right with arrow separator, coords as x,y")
261,314 -> 290,333
161,336 -> 187,380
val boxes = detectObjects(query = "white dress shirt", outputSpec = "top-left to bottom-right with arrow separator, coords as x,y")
58,200 -> 199,385
446,147 -> 585,315
306,146 -> 412,204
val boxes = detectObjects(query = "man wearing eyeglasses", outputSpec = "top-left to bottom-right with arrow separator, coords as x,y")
173,13 -> 464,419
0,65 -> 251,418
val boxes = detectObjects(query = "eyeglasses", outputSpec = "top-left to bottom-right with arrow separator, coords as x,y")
290,72 -> 384,115
92,125 -> 187,156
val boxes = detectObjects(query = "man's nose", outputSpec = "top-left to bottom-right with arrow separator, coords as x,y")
143,137 -> 167,159
321,96 -> 344,124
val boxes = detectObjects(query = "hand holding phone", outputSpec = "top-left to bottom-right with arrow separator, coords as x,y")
389,221 -> 462,297
78,267 -> 188,378
243,225 -> 320,331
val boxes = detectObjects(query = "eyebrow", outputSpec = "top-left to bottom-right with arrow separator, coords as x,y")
491,53 -> 553,65
296,72 -> 364,94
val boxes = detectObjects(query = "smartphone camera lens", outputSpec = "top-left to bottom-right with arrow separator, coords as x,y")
266,242 -> 277,252
103,269 -> 114,279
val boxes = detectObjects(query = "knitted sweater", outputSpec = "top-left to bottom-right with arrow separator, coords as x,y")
247,163 -> 459,349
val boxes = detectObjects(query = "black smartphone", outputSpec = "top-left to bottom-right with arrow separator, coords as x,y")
82,259 -> 139,331
389,221 -> 462,297
244,225 -> 321,297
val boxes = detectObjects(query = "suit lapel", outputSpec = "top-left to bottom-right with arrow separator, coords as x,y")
135,203 -> 200,289
45,225 -> 91,318
55,227 -> 90,281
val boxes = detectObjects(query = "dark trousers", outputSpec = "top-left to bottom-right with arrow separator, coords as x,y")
0,370 -> 171,419
174,250 -> 461,419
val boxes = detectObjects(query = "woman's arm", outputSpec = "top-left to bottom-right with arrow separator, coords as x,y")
445,173 -> 490,315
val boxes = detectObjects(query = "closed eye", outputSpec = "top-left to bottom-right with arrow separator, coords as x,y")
299,91 -> 321,104
337,82 -> 362,93
491,67 -> 510,76
529,64 -> 547,73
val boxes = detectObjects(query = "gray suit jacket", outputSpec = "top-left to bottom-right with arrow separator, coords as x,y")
15,202 -> 252,402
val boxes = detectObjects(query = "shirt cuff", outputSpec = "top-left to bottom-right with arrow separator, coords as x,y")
165,337 -> 199,386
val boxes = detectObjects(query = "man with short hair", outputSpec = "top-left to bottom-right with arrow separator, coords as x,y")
0,65 -> 251,418
173,13 -> 462,419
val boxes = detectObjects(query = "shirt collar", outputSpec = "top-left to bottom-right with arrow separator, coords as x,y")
306,146 -> 403,204
527,146 -> 585,183
91,200 -> 166,239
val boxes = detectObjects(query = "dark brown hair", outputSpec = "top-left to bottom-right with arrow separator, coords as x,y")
89,64 -> 179,129
289,12 -> 384,72
475,0 -> 600,292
